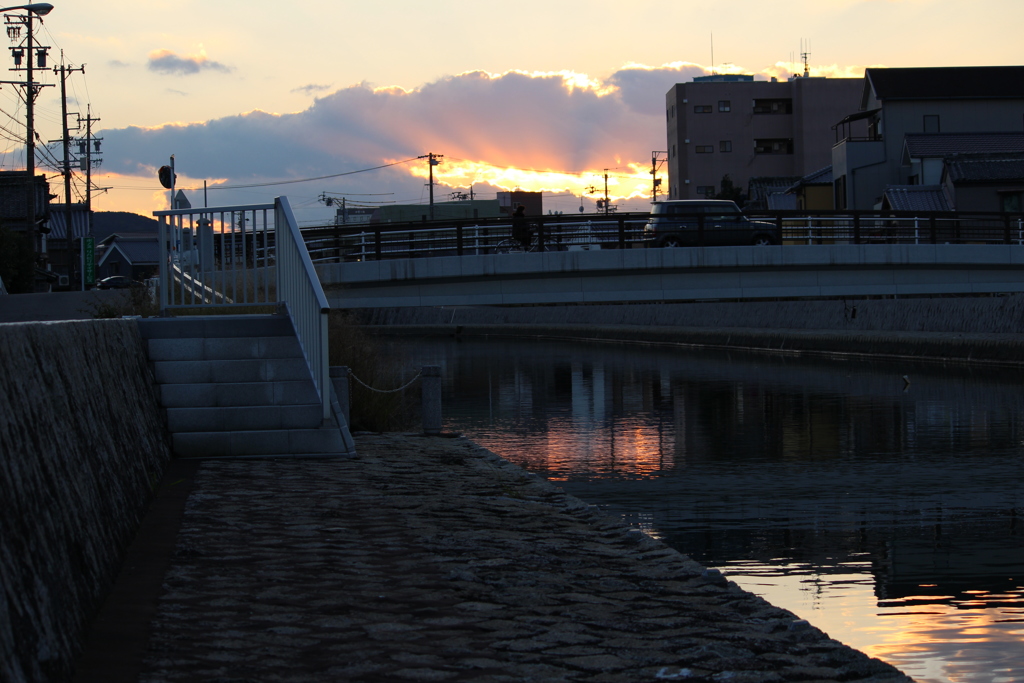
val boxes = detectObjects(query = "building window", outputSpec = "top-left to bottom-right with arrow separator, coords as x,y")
754,138 -> 794,154
671,144 -> 676,157
718,100 -> 731,112
719,140 -> 732,153
753,98 -> 792,114
1000,191 -> 1023,213
923,115 -> 940,133
695,145 -> 714,154
694,105 -> 712,113
696,186 -> 716,196
835,175 -> 847,210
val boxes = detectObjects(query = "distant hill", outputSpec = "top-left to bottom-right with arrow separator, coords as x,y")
93,211 -> 159,235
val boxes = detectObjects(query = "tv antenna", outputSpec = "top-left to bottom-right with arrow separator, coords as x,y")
800,39 -> 811,78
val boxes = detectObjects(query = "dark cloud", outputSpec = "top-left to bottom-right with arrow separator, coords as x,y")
109,59 -> 131,68
292,83 -> 332,95
148,49 -> 232,76
102,64 -> 707,208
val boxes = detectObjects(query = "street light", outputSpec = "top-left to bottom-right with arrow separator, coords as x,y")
1,2 -> 53,288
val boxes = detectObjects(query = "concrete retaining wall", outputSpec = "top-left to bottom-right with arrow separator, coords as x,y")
0,320 -> 173,683
358,296 -> 1024,363
359,295 -> 1024,333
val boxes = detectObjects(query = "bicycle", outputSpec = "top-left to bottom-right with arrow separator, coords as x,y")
493,225 -> 559,253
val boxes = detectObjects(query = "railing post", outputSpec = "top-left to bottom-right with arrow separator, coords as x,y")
697,214 -> 705,246
929,216 -> 937,244
374,229 -> 382,260
1004,214 -> 1012,244
853,213 -> 861,244
421,365 -> 442,435
617,216 -> 625,249
456,223 -> 464,256
536,216 -> 546,251
330,366 -> 350,428
776,215 -> 784,245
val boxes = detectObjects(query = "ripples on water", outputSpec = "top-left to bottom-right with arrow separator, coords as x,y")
386,336 -> 1024,683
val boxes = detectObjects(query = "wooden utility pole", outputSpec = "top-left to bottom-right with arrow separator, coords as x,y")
55,54 -> 84,288
419,152 -> 443,220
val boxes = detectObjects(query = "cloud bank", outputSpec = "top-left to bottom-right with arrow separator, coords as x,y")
101,60 -> 868,215
148,49 -> 232,76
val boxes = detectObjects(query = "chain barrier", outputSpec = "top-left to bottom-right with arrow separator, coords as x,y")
348,369 -> 423,394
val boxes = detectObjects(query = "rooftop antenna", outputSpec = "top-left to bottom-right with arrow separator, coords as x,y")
710,31 -> 715,75
800,38 -> 811,78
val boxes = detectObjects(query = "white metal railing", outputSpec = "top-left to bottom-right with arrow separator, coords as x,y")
275,197 -> 331,420
155,197 -> 331,421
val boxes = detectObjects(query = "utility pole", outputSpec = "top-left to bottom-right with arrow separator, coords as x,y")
77,106 -> 101,241
650,151 -> 667,203
418,152 -> 443,220
2,4 -> 54,286
54,53 -> 83,288
603,170 -> 610,215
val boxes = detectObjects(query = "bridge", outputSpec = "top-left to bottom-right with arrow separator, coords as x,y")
317,243 -> 1024,308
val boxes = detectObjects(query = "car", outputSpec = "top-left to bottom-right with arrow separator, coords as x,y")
95,275 -> 136,289
644,199 -> 777,247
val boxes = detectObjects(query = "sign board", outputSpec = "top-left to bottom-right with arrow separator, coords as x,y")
83,236 -> 95,285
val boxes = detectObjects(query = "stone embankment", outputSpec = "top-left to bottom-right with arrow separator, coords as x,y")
359,296 -> 1024,363
0,320 -> 173,683
82,434 -> 911,682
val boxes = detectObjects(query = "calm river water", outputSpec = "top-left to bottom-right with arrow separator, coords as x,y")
386,336 -> 1024,683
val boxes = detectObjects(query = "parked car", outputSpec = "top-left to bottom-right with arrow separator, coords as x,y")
95,275 -> 137,289
644,200 -> 777,247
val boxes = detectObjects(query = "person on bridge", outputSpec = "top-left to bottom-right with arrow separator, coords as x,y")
512,205 -> 531,249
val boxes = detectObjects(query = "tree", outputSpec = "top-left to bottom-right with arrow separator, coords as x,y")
714,174 -> 745,204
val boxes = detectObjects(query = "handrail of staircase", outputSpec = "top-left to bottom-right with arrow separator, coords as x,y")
154,198 -> 331,422
275,196 -> 331,421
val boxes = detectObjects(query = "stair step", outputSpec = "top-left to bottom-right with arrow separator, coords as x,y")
172,426 -> 348,458
137,314 -> 293,340
166,404 -> 325,432
153,358 -> 312,384
159,380 -> 319,408
147,336 -> 303,362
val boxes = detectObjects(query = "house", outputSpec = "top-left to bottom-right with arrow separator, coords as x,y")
786,166 -> 834,210
0,170 -> 52,292
831,66 -> 1024,209
46,203 -> 90,289
96,233 -> 160,281
665,74 -> 862,201
941,152 -> 1024,212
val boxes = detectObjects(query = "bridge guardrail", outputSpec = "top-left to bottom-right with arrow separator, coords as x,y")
300,210 -> 1024,262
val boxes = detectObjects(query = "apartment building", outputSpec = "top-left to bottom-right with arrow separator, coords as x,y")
665,74 -> 862,201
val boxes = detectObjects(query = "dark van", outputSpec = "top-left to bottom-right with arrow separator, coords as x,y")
644,200 -> 777,247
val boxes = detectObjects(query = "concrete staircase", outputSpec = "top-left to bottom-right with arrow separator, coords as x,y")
137,314 -> 355,458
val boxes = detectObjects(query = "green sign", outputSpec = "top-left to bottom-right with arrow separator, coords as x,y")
83,236 -> 95,285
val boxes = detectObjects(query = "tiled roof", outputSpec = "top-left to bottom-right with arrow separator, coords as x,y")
867,67 -> 1024,100
883,185 -> 951,212
904,133 -> 1024,158
944,153 -> 1024,183
766,192 -> 798,210
46,205 -> 90,240
787,166 -> 833,192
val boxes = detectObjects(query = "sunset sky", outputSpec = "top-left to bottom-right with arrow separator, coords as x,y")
4,0 -> 1022,224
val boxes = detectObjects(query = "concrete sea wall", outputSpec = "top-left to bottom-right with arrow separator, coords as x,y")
0,320 -> 173,683
360,294 -> 1024,333
358,296 -> 1024,362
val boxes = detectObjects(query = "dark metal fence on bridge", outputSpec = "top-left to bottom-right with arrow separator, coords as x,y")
297,210 -> 1024,263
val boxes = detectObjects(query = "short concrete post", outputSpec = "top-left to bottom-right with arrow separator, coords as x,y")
421,365 -> 442,435
329,366 -> 350,427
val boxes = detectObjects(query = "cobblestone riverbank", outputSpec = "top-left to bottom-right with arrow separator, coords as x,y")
79,434 -> 912,682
